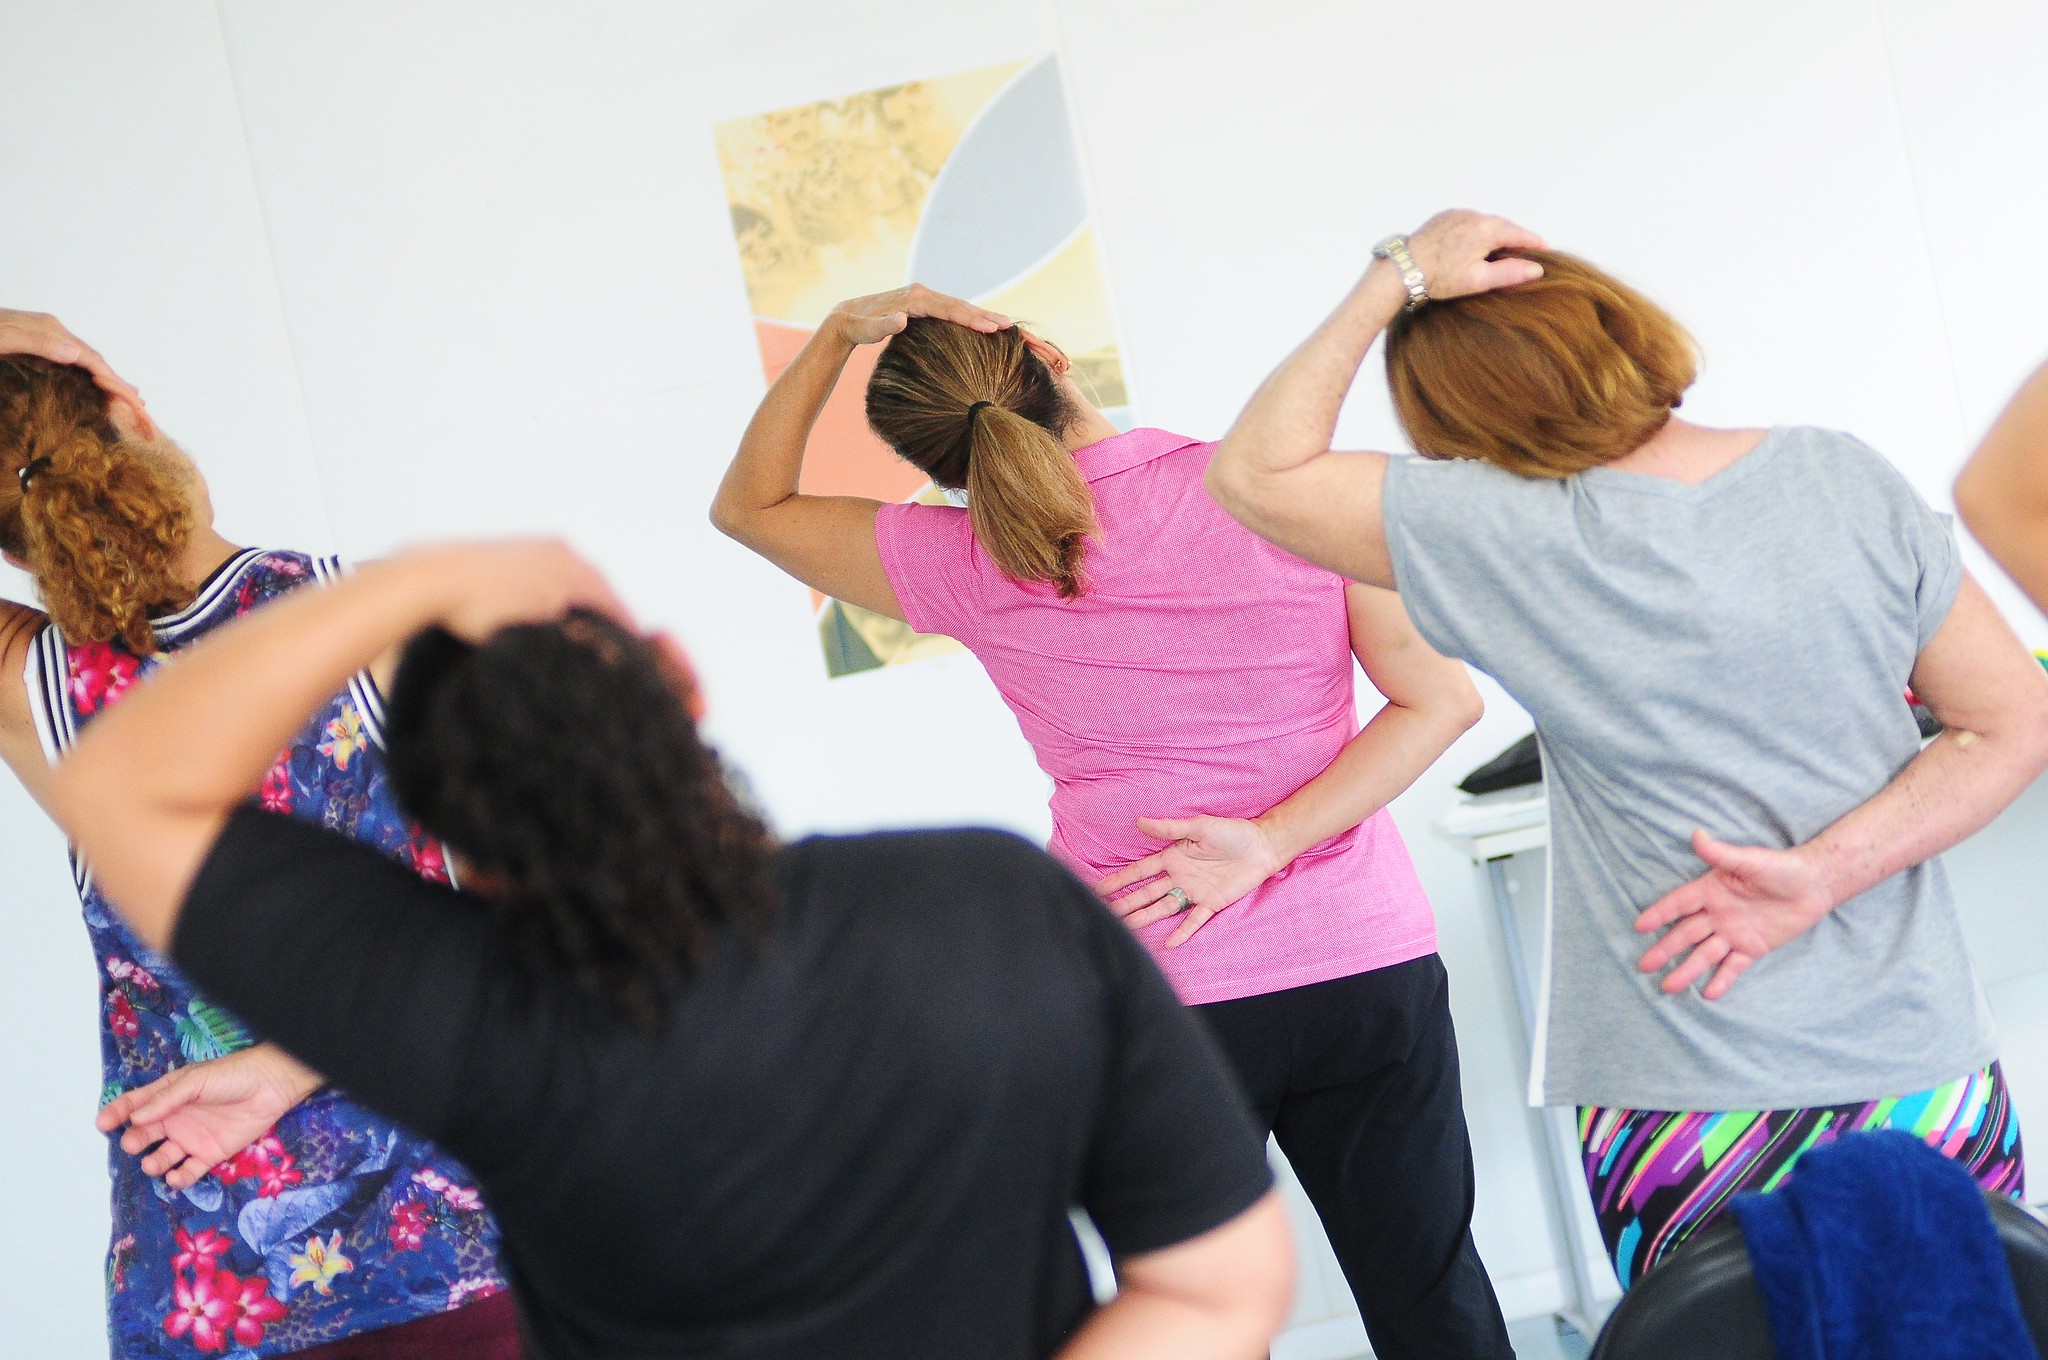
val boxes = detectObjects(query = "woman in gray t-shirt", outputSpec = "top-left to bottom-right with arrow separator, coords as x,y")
1203,209 -> 2048,1286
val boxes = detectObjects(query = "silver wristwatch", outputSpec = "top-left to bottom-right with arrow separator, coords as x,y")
1372,235 -> 1429,312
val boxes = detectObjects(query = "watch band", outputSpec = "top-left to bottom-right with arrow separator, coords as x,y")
1373,234 -> 1429,312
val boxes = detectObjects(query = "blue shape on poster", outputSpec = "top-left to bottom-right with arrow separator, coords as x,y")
910,56 -> 1087,298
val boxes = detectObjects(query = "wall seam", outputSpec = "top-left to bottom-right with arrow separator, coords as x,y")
209,0 -> 344,556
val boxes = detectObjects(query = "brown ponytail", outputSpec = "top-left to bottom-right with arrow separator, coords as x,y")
866,318 -> 1098,598
0,356 -> 196,654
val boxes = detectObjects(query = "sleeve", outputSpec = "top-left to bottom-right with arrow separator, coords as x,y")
1378,453 -> 1504,666
1069,878 -> 1275,1260
873,500 -> 987,643
1908,501 -> 1964,651
171,806 -> 521,1163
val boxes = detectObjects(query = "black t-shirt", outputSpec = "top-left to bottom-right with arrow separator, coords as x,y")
174,810 -> 1273,1360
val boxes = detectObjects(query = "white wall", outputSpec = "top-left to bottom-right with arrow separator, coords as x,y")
4,2 -> 2047,1356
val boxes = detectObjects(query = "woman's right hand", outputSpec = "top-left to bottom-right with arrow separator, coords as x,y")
0,308 -> 146,410
1096,815 -> 1289,949
825,284 -> 1011,346
404,539 -> 637,643
1395,210 -> 1549,301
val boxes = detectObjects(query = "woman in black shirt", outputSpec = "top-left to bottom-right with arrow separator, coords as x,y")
52,538 -> 1292,1360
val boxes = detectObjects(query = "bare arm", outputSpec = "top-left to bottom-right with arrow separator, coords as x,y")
1100,584 -> 1481,944
710,285 -> 1010,622
46,540 -> 631,954
1204,211 -> 1546,588
1955,357 -> 2048,613
1054,1192 -> 1293,1360
0,600 -> 56,812
1636,573 -> 2048,997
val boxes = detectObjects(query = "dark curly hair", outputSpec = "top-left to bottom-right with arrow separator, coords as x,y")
383,611 -> 777,1028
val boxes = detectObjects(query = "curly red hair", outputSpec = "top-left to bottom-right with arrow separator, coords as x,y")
0,355 -> 195,655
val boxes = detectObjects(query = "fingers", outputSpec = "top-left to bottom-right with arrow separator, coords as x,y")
140,1136 -> 190,1180
1637,911 -> 1714,973
96,1087 -> 145,1133
901,285 -> 1010,334
121,1121 -> 166,1157
1134,816 -> 1198,843
164,1154 -> 213,1191
1474,257 -> 1544,290
1097,850 -> 1168,899
1121,900 -> 1193,931
1105,876 -> 1171,917
1691,829 -> 1772,880
1660,934 -> 1732,995
100,1068 -> 187,1133
124,1074 -> 203,1130
0,311 -> 144,406
1702,952 -> 1755,1002
1634,878 -> 1704,934
1164,905 -> 1218,948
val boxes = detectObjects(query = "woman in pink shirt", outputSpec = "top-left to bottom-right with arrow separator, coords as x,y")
714,287 -> 1511,1359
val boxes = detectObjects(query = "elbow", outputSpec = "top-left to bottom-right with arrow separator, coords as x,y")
708,494 -> 746,542
1448,670 -> 1485,735
1952,461 -> 1999,542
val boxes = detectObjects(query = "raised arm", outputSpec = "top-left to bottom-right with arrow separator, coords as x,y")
0,600 -> 56,811
1636,573 -> 2048,997
710,285 -> 1009,621
1955,357 -> 2048,613
1204,211 -> 1546,588
46,540 -> 630,954
1,308 -> 147,812
1099,584 -> 1481,944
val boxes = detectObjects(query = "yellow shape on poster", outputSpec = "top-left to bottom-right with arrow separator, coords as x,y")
714,60 -> 1030,325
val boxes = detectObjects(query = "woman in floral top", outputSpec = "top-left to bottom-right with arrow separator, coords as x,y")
0,311 -> 516,1359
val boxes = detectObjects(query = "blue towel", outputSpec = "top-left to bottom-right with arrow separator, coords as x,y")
1730,1129 -> 2038,1360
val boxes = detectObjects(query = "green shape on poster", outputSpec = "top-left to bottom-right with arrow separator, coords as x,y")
820,600 -> 884,677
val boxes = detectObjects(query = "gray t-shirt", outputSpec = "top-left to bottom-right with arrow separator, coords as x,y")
1383,426 -> 1995,1111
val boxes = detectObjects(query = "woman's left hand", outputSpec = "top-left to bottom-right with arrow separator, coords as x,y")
1096,815 -> 1287,948
825,284 -> 1011,347
1633,829 -> 1836,999
408,538 -> 637,643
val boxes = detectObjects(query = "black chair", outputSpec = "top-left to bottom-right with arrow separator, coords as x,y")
1589,1194 -> 2048,1359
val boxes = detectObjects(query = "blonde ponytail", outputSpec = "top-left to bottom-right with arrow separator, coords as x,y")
866,317 -> 1099,597
963,404 -> 1097,598
0,356 -> 195,655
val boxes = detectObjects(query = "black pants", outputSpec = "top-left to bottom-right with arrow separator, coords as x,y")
1196,955 -> 1514,1360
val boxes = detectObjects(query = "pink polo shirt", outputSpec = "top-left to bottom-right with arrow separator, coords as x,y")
875,427 -> 1437,1005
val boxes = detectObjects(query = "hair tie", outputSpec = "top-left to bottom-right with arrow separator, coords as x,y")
16,456 -> 52,494
966,400 -> 994,425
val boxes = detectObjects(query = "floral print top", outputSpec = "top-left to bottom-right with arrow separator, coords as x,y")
26,550 -> 508,1359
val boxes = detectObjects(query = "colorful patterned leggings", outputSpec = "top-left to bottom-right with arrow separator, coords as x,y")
1579,1061 -> 2025,1289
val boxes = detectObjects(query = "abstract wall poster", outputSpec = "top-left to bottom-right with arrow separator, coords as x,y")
715,55 -> 1131,677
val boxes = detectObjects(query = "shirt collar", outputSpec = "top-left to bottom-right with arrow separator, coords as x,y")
1070,427 -> 1204,483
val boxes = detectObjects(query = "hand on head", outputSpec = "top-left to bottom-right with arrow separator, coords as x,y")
0,307 -> 149,428
827,284 -> 1011,346
414,538 -> 638,644
1397,210 -> 1549,300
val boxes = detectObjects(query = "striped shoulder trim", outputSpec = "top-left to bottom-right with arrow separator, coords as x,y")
26,621 -> 76,760
26,622 -> 94,897
311,555 -> 390,751
153,546 -> 270,646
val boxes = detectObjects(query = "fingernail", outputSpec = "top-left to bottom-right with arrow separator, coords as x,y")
54,342 -> 80,362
